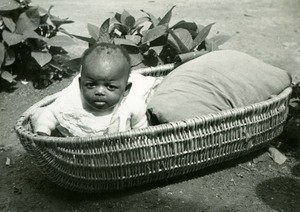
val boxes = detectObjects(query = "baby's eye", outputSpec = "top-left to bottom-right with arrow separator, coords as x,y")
106,85 -> 117,91
85,83 -> 95,89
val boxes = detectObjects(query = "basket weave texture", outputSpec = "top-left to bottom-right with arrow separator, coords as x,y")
15,64 -> 292,192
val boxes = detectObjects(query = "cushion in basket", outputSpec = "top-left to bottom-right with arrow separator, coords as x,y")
147,50 -> 291,124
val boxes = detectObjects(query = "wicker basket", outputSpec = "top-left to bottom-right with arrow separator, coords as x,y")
15,64 -> 292,193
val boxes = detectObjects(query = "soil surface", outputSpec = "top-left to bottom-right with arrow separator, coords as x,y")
1,0 -> 300,211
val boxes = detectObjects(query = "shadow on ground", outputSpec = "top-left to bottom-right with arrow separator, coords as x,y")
256,177 -> 300,212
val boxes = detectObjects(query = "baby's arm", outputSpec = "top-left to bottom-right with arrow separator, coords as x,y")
31,107 -> 58,136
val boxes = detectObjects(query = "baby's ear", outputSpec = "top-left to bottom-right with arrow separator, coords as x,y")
124,82 -> 132,97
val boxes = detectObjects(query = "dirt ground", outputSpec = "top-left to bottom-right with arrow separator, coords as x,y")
1,0 -> 300,211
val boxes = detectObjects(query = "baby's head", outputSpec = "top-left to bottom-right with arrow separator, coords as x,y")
79,43 -> 132,113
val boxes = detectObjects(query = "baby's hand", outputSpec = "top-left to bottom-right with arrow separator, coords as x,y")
30,108 -> 46,132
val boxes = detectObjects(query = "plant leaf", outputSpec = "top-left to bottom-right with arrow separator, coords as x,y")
0,0 -> 20,11
149,45 -> 164,56
158,5 -> 175,26
167,28 -> 191,53
141,9 -> 159,27
2,17 -> 16,32
98,18 -> 111,43
121,10 -> 135,29
205,35 -> 230,52
87,23 -> 100,40
114,12 -> 121,23
2,30 -> 23,46
31,51 -> 52,67
191,23 -> 215,50
113,38 -> 137,47
64,57 -> 81,72
4,48 -> 15,66
0,43 -> 5,66
171,20 -> 198,31
113,23 -> 130,35
47,35 -> 74,47
38,6 -> 48,15
22,30 -> 44,40
209,35 -> 231,47
205,39 -> 218,52
50,16 -> 74,28
123,46 -> 143,66
1,70 -> 16,83
176,50 -> 208,63
134,16 -> 150,28
15,7 -> 40,34
125,35 -> 141,44
142,25 -> 167,44
71,34 -> 96,44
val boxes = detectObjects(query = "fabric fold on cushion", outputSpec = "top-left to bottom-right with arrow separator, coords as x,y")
147,50 -> 291,124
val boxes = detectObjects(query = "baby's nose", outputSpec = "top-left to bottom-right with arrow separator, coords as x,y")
94,86 -> 106,95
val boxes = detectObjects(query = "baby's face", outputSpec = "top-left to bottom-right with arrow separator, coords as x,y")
80,58 -> 131,112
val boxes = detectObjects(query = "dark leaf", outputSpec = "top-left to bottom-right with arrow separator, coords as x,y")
141,9 -> 159,27
15,7 -> 40,34
158,5 -> 175,26
31,51 -> 52,67
125,35 -> 141,44
149,45 -> 164,56
0,0 -> 20,11
47,35 -> 74,47
2,17 -> 15,32
167,28 -> 191,53
142,25 -> 167,44
0,43 -> 5,66
191,23 -> 215,50
64,57 -> 81,72
121,10 -> 135,29
50,16 -> 74,28
113,23 -> 129,35
49,46 -> 68,55
2,30 -> 23,46
87,23 -> 100,40
71,34 -> 96,44
123,46 -> 143,66
98,18 -> 111,43
1,70 -> 16,83
113,38 -> 137,47
4,48 -> 15,66
114,12 -> 121,23
171,20 -> 198,31
40,14 -> 49,25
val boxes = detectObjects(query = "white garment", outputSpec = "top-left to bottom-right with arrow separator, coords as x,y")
33,73 -> 160,137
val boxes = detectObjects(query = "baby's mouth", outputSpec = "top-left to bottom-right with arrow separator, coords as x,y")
94,101 -> 106,107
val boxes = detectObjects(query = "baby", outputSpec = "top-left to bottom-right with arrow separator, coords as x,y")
33,43 -> 159,137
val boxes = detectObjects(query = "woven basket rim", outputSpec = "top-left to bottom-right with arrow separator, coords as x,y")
15,84 -> 292,145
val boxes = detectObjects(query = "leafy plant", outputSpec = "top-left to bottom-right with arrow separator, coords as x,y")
69,6 -> 230,70
0,0 -> 75,89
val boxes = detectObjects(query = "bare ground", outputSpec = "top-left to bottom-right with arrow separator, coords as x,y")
1,0 -> 300,211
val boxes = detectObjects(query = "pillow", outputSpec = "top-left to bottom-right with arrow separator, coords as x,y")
147,50 -> 291,124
